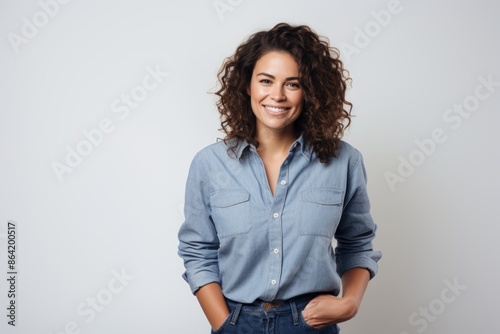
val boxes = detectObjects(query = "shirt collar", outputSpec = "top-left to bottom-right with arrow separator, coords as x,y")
290,135 -> 313,161
230,135 -> 313,161
232,138 -> 249,159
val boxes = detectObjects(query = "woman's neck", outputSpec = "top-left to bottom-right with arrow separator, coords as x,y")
255,127 -> 297,158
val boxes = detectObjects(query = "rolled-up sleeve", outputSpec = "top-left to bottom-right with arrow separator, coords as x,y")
335,151 -> 382,279
178,153 -> 221,294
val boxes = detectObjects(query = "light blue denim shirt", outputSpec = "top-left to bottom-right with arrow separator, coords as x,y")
178,135 -> 381,303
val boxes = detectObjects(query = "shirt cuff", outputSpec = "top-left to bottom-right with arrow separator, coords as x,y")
336,250 -> 382,279
183,270 -> 221,295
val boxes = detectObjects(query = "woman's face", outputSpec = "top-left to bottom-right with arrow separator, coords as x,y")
247,51 -> 304,137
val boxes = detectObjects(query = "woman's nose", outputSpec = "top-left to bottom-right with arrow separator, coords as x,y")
270,85 -> 286,101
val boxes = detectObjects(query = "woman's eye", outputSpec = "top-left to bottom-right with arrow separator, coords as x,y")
287,82 -> 300,88
260,79 -> 272,84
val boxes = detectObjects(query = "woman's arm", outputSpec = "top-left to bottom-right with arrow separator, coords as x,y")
178,155 -> 229,330
301,267 -> 370,328
196,282 -> 230,330
340,267 -> 371,313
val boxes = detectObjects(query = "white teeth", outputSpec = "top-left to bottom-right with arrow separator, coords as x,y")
265,106 -> 288,112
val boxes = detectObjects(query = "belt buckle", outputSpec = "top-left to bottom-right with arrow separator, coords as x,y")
262,301 -> 281,312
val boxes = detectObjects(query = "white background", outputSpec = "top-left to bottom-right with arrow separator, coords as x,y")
1,0 -> 499,333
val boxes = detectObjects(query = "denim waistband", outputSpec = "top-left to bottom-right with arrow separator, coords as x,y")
224,292 -> 327,326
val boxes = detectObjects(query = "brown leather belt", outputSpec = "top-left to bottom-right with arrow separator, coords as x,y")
262,301 -> 283,312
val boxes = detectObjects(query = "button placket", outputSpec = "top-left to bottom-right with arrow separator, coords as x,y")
261,152 -> 291,300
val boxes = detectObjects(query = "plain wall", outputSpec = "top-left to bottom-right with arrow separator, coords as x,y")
1,0 -> 499,333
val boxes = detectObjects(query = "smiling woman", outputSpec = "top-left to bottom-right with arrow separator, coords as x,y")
248,52 -> 303,137
178,22 -> 381,334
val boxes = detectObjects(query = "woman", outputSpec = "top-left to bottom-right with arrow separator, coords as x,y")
178,22 -> 381,333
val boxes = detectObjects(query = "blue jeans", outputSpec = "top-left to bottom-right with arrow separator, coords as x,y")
211,293 -> 339,334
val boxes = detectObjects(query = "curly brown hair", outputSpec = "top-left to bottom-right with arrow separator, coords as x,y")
215,22 -> 352,163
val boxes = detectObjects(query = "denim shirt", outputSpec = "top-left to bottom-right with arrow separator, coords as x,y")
178,135 -> 381,303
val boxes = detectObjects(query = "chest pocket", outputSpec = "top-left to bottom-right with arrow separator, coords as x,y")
300,188 -> 344,238
210,189 -> 252,238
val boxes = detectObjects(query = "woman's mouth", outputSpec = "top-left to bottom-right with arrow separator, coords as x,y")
263,105 -> 291,114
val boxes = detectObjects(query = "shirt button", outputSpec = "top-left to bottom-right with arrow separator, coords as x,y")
280,180 -> 286,185
271,280 -> 277,285
273,213 -> 279,219
273,248 -> 279,254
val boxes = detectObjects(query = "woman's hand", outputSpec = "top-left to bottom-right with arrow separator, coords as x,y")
302,267 -> 371,328
212,312 -> 231,332
301,294 -> 358,328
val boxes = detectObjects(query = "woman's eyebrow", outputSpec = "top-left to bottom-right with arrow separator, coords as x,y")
256,72 -> 299,81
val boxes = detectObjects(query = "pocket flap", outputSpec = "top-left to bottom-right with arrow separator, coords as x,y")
211,189 -> 250,208
301,188 -> 343,205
